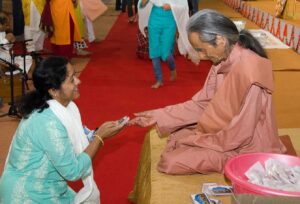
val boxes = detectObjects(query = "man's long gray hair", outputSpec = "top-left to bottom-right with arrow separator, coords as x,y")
186,9 -> 267,58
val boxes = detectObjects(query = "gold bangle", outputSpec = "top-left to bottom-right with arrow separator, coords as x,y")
94,134 -> 104,146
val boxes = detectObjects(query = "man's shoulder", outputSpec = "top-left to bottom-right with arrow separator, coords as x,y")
239,48 -> 271,65
234,48 -> 274,91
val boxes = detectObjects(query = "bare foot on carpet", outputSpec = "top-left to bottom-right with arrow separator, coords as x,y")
151,81 -> 163,89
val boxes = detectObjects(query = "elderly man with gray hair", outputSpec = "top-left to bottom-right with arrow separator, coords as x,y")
129,9 -> 286,174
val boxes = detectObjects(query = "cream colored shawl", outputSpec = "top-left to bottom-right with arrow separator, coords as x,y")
48,100 -> 100,204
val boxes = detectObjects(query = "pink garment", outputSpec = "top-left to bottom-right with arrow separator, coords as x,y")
81,0 -> 107,21
153,44 -> 286,175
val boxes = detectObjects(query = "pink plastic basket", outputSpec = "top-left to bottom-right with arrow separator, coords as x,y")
224,153 -> 300,197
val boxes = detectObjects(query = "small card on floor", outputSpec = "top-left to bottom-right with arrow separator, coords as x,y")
191,193 -> 221,204
191,193 -> 210,204
202,183 -> 232,196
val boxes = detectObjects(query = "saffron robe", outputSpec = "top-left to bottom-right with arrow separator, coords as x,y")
50,0 -> 81,45
151,44 -> 286,174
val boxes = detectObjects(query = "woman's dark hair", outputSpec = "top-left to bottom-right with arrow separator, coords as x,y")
18,56 -> 69,118
186,9 -> 267,58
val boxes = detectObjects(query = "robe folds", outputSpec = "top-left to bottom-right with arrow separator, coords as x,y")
152,44 -> 286,174
22,0 -> 46,26
81,0 -> 107,22
50,0 -> 81,45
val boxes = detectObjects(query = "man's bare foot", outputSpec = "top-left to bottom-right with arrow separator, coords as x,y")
151,81 -> 163,89
170,70 -> 177,81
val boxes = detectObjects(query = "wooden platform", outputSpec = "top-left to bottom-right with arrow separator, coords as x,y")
128,129 -> 231,204
129,129 -> 300,204
246,0 -> 300,24
201,0 -> 244,18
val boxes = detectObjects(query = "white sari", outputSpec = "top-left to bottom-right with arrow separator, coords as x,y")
138,0 -> 199,63
48,100 -> 100,204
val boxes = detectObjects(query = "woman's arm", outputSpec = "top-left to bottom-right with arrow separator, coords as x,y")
84,121 -> 123,159
38,118 -> 123,180
38,120 -> 92,181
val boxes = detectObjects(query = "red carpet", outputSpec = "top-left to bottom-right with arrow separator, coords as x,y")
73,13 -> 211,204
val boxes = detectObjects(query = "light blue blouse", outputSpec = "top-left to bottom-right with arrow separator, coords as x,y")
0,108 -> 92,204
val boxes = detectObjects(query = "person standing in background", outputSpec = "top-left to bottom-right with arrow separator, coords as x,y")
138,0 -> 198,89
116,0 -> 122,10
0,11 -> 34,78
0,11 -> 16,63
72,0 -> 107,56
123,0 -> 138,23
79,0 -> 107,43
46,0 -> 82,59
73,3 -> 91,56
188,0 -> 199,15
22,0 -> 46,52
12,0 -> 24,36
